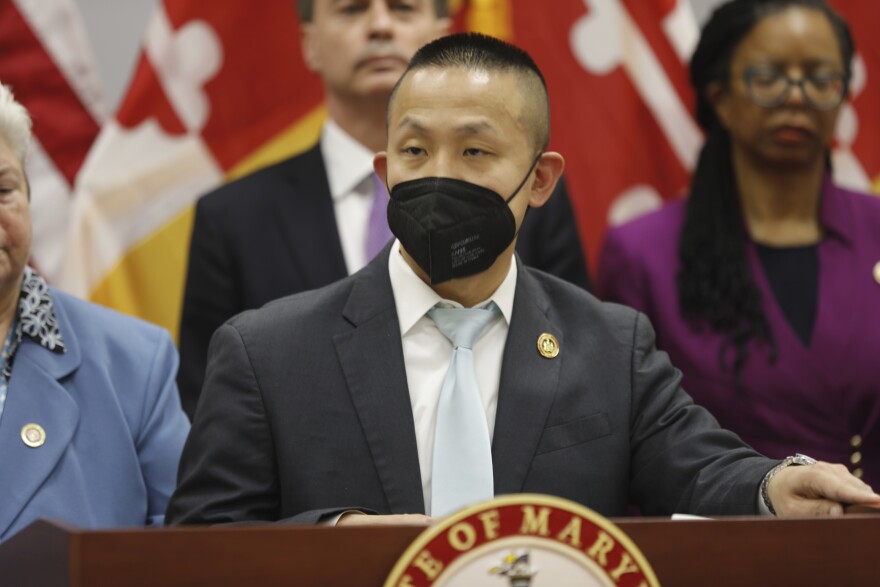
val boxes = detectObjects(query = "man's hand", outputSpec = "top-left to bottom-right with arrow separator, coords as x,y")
767,461 -> 880,516
337,512 -> 433,526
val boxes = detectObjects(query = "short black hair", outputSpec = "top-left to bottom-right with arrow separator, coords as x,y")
297,0 -> 449,22
390,32 -> 551,152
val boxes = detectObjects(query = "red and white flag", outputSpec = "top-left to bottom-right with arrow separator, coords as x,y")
499,0 -> 878,267
55,0 -> 701,334
828,0 -> 880,194
36,0 -> 878,337
499,0 -> 701,268
0,0 -> 105,283
60,0 -> 322,337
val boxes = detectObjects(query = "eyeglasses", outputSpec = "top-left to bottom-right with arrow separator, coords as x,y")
742,67 -> 848,110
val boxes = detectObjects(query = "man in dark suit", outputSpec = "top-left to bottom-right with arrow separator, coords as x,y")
167,33 -> 880,526
177,0 -> 590,419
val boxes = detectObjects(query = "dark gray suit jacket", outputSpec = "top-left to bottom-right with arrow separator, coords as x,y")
177,144 -> 591,419
167,248 -> 774,525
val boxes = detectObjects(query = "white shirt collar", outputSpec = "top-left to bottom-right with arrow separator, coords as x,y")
388,239 -> 517,336
320,118 -> 376,201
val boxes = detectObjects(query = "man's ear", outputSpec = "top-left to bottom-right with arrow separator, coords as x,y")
706,81 -> 731,130
300,24 -> 320,72
373,152 -> 388,184
527,151 -> 565,209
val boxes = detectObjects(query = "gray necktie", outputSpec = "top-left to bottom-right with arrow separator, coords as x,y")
427,302 -> 500,516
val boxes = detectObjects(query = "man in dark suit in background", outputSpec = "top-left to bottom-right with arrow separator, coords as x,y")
177,0 -> 590,419
167,33 -> 880,527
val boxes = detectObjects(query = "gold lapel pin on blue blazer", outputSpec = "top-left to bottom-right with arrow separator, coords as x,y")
21,423 -> 46,448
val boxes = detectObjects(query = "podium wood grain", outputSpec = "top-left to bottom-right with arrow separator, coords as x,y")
1,516 -> 877,586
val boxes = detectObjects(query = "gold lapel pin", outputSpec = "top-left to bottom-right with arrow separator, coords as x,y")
873,261 -> 880,286
21,423 -> 46,448
537,333 -> 560,359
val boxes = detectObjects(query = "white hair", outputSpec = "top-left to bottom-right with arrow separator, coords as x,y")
0,84 -> 33,163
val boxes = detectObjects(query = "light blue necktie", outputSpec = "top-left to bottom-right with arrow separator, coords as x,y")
428,302 -> 500,516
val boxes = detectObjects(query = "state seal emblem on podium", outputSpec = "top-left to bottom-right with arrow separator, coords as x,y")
384,494 -> 660,586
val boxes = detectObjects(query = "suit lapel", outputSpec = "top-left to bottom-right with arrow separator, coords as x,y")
493,264 -> 563,494
274,144 -> 348,288
0,298 -> 81,537
333,249 -> 425,514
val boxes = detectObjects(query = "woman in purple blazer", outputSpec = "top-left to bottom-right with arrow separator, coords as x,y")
598,0 -> 880,488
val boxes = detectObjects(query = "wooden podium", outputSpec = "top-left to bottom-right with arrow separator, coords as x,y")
1,515 -> 878,586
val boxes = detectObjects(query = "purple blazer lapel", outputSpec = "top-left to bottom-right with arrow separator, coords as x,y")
743,177 -> 860,380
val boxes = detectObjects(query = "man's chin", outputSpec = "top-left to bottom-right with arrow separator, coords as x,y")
355,86 -> 399,103
358,70 -> 406,94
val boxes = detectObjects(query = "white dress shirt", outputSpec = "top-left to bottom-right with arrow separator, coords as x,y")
335,242 -> 775,520
320,119 -> 378,274
388,240 -> 516,514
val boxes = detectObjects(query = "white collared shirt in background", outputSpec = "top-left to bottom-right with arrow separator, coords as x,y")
388,239 -> 516,514
320,118 -> 378,274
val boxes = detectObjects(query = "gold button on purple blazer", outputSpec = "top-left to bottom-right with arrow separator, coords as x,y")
598,176 -> 880,488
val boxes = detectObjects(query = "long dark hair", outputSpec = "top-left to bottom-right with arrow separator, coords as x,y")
680,0 -> 854,386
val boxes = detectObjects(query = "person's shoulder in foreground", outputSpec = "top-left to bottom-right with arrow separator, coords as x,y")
1,286 -> 190,541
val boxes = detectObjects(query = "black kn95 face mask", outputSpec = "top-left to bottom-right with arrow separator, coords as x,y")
387,157 -> 539,284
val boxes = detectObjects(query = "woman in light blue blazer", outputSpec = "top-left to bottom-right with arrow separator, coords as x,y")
0,84 -> 190,542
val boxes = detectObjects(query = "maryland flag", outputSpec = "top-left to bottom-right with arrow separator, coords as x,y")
511,0 -> 702,266
511,0 -> 879,263
0,0 -> 105,283
61,1 -> 323,338
828,0 -> 880,194
13,0 -> 876,338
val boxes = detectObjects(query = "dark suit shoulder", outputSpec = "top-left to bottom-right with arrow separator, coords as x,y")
516,176 -> 591,290
227,269 -> 358,336
196,144 -> 327,216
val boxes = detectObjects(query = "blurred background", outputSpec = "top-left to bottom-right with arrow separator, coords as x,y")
1,0 -> 876,339
78,0 -> 727,112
